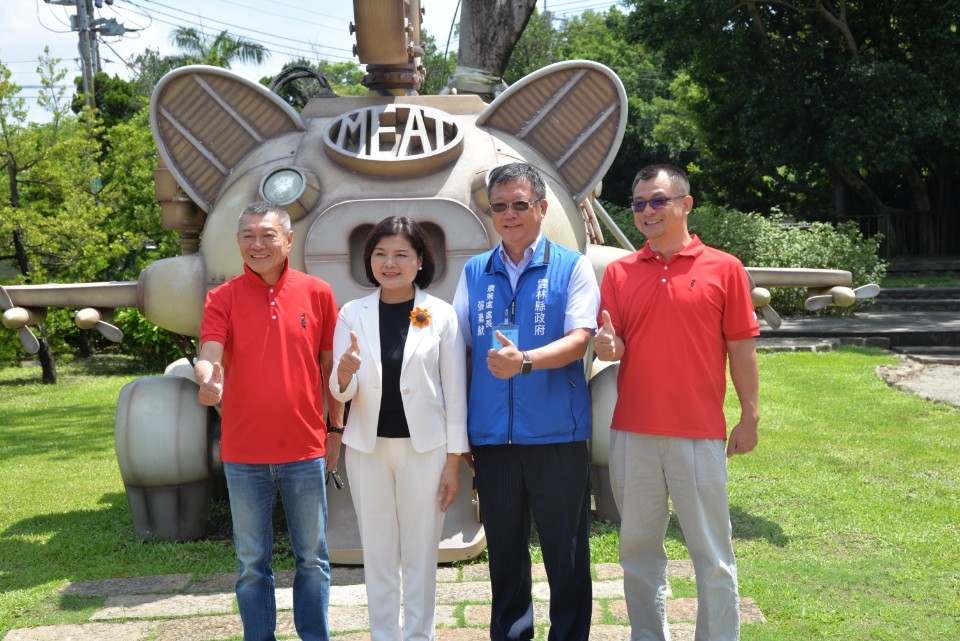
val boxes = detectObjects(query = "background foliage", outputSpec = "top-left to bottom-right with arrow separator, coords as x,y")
7,3 -> 954,373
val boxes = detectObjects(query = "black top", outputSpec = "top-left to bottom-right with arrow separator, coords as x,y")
377,297 -> 414,438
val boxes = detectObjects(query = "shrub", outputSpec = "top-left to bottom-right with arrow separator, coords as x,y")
113,307 -> 194,372
691,205 -> 886,315
600,201 -> 886,317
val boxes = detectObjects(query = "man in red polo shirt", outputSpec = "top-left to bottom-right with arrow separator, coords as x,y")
194,201 -> 344,641
595,164 -> 760,641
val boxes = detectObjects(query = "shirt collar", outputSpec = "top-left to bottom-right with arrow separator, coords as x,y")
639,235 -> 705,262
497,233 -> 544,267
242,257 -> 290,288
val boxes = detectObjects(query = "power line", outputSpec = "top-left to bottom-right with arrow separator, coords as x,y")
121,0 -> 354,54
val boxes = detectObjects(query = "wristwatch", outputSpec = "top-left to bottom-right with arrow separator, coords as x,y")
520,352 -> 533,375
327,426 -> 345,435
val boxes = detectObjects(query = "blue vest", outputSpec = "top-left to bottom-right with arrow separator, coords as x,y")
463,239 -> 591,445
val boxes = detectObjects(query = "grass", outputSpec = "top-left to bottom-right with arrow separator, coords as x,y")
2,349 -> 960,639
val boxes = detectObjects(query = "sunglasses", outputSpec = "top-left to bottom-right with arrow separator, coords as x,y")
490,198 -> 541,214
631,195 -> 686,213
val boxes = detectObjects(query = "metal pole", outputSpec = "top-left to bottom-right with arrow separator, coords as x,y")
76,0 -> 96,107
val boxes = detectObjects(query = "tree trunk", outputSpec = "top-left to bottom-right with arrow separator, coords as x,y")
37,331 -> 57,385
458,0 -> 538,79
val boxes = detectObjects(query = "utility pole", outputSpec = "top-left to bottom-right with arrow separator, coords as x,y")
44,0 -> 125,109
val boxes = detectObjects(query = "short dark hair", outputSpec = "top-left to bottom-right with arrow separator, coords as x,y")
632,164 -> 690,197
362,216 -> 436,289
487,162 -> 547,200
238,201 -> 292,234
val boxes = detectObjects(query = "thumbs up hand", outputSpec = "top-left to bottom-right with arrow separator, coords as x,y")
594,310 -> 622,361
197,361 -> 224,406
486,329 -> 522,379
338,331 -> 362,378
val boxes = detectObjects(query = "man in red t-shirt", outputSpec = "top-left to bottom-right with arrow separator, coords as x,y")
194,201 -> 344,641
595,164 -> 760,641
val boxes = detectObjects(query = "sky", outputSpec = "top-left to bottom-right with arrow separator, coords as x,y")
4,0 -> 618,123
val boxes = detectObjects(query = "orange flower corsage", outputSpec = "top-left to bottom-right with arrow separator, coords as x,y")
409,306 -> 431,329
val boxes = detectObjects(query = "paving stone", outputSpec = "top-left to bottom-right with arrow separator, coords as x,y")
62,574 -> 193,597
332,566 -> 367,586
3,621 -> 159,641
152,614 -> 242,641
436,580 -> 493,603
436,604 -> 459,627
185,573 -> 235,594
591,579 -> 626,599
460,564 -> 489,582
609,597 -> 766,625
91,593 -> 235,620
739,598 -> 767,624
594,563 -> 623,581
5,563 -> 766,641
668,560 -> 695,580
462,603 -> 491,626
437,566 -> 459,582
435,629 -> 490,641
330,605 -> 370,632
587,624 -> 632,641
330,583 -> 372,607
608,599 -> 629,623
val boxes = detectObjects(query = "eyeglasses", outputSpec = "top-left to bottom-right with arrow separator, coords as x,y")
326,469 -> 343,490
631,195 -> 687,213
490,198 -> 541,214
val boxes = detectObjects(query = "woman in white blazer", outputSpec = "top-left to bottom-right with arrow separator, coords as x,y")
330,216 -> 469,641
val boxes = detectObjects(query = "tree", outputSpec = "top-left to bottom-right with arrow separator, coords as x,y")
0,54 -> 175,380
262,59 -> 365,110
454,0 -> 538,95
71,72 -> 146,129
555,8 -> 684,203
128,48 -> 181,100
168,27 -> 269,69
624,0 -> 960,254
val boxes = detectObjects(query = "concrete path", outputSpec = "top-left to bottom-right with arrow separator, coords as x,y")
3,561 -> 765,641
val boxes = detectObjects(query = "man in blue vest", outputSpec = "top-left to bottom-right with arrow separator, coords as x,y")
453,162 -> 600,641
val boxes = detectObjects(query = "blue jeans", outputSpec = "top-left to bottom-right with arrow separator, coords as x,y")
224,458 -> 331,641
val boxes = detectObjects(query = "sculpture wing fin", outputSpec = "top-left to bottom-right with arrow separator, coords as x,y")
477,61 -> 628,202
150,66 -> 306,212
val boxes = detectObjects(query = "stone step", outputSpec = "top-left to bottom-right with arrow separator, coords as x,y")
876,287 -> 960,300
865,299 -> 960,312
3,562 -> 766,641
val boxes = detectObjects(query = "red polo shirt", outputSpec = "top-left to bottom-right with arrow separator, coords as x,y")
201,262 -> 338,463
599,236 -> 759,439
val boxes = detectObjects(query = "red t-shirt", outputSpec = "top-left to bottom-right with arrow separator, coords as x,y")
599,236 -> 759,439
200,262 -> 338,463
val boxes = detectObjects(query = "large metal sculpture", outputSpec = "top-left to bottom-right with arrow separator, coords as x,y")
0,0 -> 876,558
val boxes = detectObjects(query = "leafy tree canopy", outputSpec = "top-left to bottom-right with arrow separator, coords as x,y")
623,0 -> 960,223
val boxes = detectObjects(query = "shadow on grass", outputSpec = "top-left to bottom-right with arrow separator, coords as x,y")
731,506 -> 788,546
0,405 -> 116,459
0,492 -> 134,593
663,507 -> 788,548
0,354 -> 156,387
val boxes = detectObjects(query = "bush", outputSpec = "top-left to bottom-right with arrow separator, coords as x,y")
690,205 -> 886,315
113,307 -> 195,371
599,201 -> 886,317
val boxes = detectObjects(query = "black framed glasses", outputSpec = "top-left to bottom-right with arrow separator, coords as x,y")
490,198 -> 541,214
326,469 -> 343,490
631,195 -> 686,213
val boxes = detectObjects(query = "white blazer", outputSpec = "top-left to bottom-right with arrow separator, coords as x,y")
329,287 -> 469,455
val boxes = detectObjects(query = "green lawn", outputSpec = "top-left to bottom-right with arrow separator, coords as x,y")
1,349 -> 958,639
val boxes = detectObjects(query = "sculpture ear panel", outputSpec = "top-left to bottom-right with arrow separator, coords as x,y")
150,66 -> 306,212
477,61 -> 627,203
